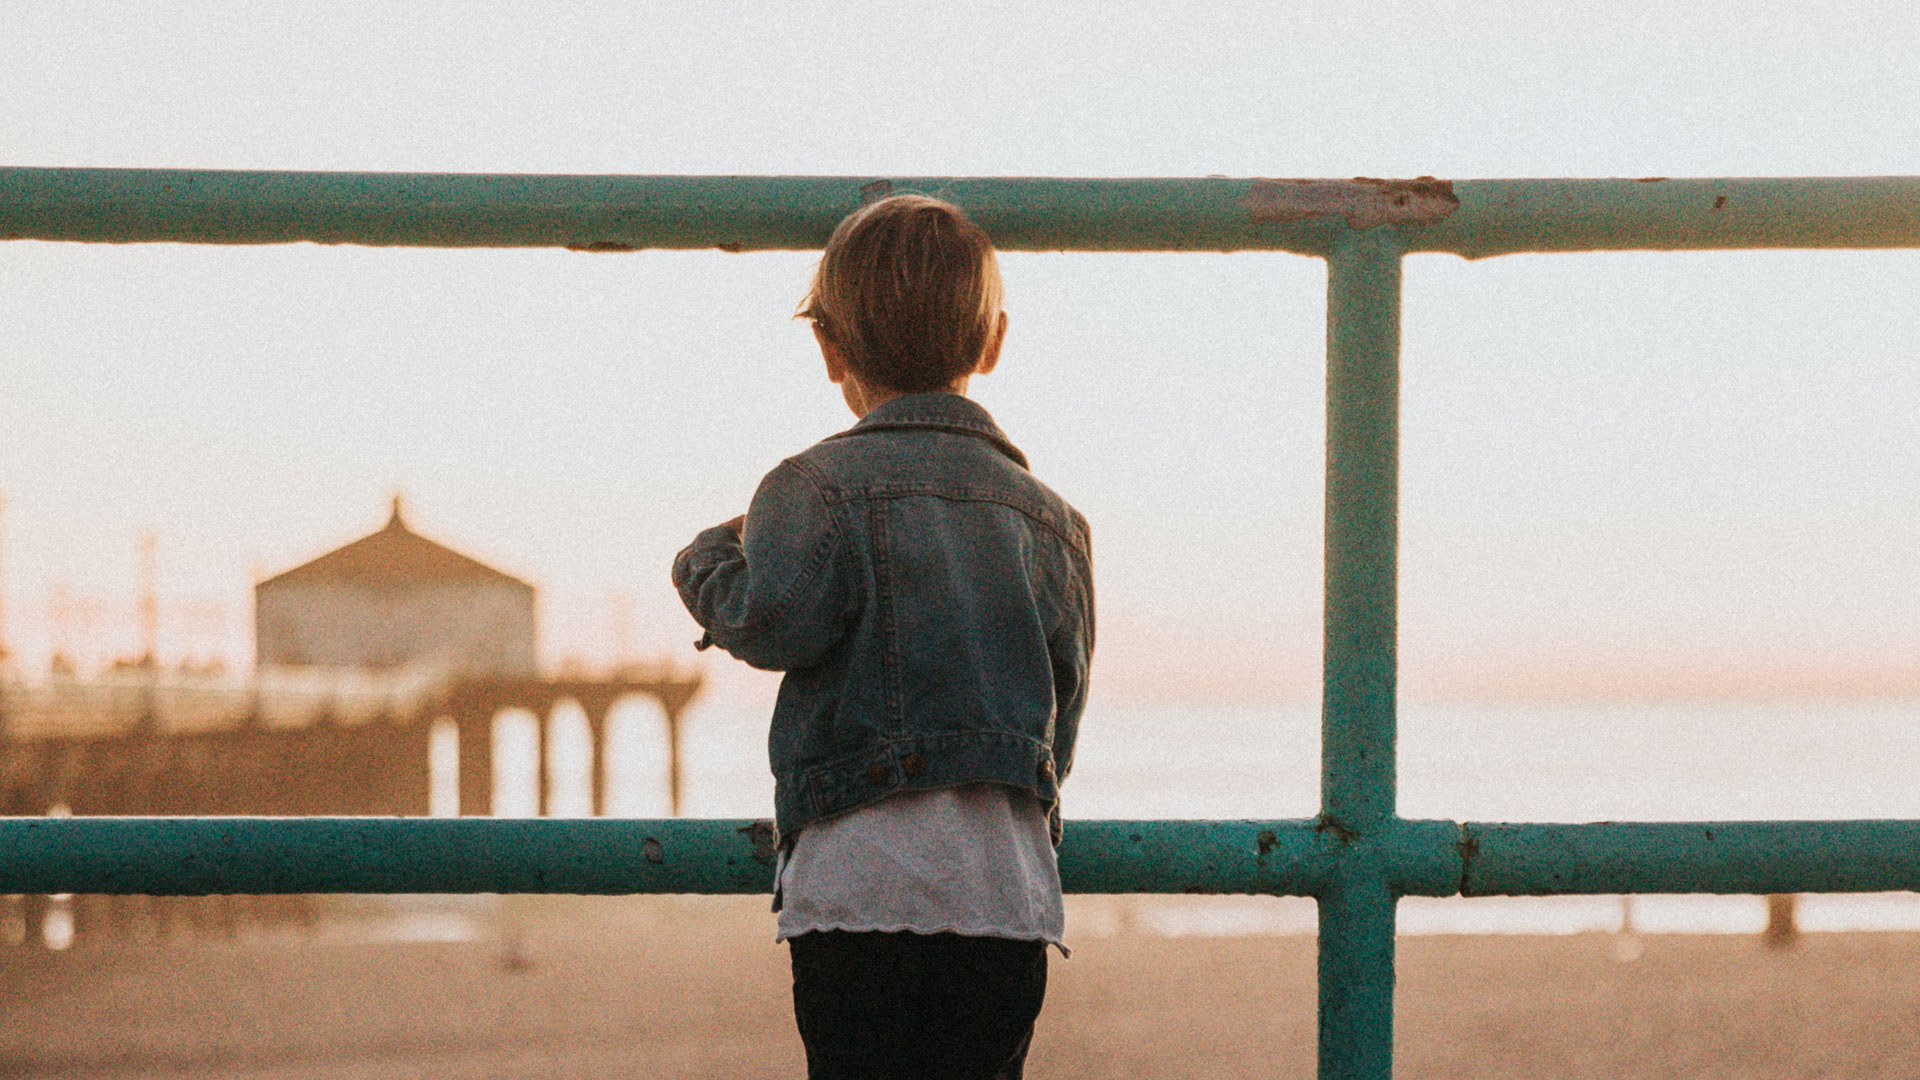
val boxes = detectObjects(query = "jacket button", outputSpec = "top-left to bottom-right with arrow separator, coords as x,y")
1038,759 -> 1055,782
900,753 -> 926,777
866,763 -> 891,786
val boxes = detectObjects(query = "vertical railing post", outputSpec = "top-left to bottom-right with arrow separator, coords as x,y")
1318,229 -> 1404,1080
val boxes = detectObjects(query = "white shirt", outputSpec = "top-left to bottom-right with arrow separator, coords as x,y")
776,783 -> 1067,955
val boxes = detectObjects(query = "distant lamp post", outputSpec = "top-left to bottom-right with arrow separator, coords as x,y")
1764,893 -> 1800,948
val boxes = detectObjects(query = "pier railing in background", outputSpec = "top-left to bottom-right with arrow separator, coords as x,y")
5,169 -> 1919,1080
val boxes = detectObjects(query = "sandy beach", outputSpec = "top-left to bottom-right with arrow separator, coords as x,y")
3,895 -> 1917,1079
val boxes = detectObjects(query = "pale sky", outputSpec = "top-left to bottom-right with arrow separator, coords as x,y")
2,1 -> 1917,702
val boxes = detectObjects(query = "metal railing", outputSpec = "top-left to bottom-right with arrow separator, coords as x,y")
5,168 -> 1920,1079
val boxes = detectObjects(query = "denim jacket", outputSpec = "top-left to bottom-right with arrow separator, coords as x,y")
672,393 -> 1093,843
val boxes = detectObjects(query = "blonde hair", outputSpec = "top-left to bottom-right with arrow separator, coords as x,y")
798,194 -> 1004,393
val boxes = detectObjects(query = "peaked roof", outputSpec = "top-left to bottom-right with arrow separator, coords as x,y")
258,498 -> 532,592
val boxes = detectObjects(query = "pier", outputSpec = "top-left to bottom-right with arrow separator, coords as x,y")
0,664 -> 702,947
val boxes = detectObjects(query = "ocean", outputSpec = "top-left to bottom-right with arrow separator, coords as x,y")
569,697 -> 1920,937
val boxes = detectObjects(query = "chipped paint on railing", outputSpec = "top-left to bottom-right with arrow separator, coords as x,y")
1241,176 -> 1459,228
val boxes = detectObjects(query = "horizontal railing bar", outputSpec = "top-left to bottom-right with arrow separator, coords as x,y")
0,817 -> 777,895
0,170 -> 1338,254
1059,819 -> 1336,894
0,817 -> 1339,896
1413,177 -> 1920,258
3,169 -> 1918,256
9,815 -> 1916,898
1460,820 -> 1920,896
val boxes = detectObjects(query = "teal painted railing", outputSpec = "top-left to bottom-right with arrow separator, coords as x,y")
4,168 -> 1918,1080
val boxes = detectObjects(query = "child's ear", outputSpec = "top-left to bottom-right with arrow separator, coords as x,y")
813,323 -> 850,384
975,310 -> 1009,376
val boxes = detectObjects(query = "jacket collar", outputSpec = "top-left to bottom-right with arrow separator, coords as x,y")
826,392 -> 1029,469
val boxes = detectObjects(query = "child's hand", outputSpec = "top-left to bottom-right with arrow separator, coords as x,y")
719,515 -> 746,535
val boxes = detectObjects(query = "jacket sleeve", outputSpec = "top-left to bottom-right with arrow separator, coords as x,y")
1049,533 -> 1095,785
671,460 -> 855,672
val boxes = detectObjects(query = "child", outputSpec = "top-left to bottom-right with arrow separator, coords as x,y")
672,193 -> 1094,1080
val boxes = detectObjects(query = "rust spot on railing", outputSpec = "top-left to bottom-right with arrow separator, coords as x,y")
738,820 -> 777,865
567,240 -> 639,252
1636,176 -> 1669,183
1314,814 -> 1358,844
641,837 -> 664,864
1256,829 -> 1280,858
1241,176 -> 1459,229
1455,826 -> 1480,896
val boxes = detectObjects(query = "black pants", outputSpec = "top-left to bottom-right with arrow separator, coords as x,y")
789,930 -> 1048,1080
